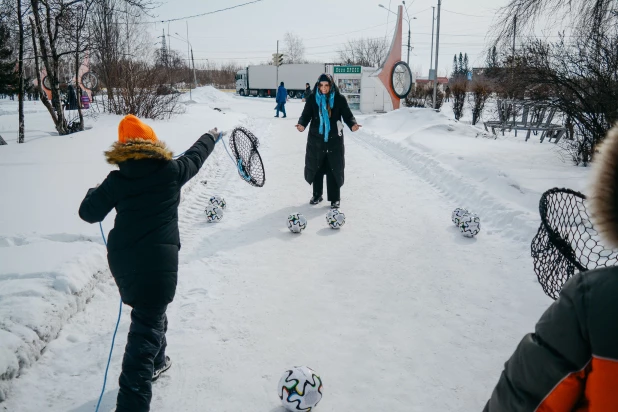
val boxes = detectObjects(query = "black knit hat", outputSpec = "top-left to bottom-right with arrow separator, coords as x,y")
318,73 -> 331,84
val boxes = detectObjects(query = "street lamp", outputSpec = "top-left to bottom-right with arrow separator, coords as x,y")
174,28 -> 198,99
378,3 -> 416,66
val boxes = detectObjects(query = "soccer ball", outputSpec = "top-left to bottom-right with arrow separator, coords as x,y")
287,213 -> 307,233
325,209 -> 345,229
278,366 -> 323,411
459,214 -> 481,237
451,208 -> 469,226
205,204 -> 223,223
209,195 -> 226,210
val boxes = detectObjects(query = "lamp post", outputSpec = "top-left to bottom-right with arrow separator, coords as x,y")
378,3 -> 416,66
174,30 -> 198,99
430,6 -> 435,73
432,0 -> 442,110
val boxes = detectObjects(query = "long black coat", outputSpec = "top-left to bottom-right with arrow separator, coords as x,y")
79,134 -> 216,307
297,89 -> 357,187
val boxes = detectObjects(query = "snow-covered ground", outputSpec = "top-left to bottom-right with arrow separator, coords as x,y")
0,88 -> 590,411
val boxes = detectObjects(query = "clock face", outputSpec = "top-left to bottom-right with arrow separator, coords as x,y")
81,71 -> 98,90
391,61 -> 413,98
42,75 -> 51,90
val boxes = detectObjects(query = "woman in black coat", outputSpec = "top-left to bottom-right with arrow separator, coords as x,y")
296,73 -> 361,208
79,114 -> 218,412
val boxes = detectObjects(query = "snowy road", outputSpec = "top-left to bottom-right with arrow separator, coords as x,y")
2,96 -> 550,411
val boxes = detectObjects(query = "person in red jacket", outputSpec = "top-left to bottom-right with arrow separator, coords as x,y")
484,124 -> 618,411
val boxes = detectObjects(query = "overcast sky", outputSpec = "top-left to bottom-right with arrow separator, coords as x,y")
147,0 -> 506,77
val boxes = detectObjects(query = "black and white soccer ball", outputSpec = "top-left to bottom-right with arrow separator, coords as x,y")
459,214 -> 481,237
278,366 -> 323,412
451,208 -> 469,226
209,195 -> 226,210
287,213 -> 307,233
205,204 -> 223,223
326,209 -> 345,229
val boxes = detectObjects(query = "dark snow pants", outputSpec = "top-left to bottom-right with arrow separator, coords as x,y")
313,156 -> 340,201
116,305 -> 168,412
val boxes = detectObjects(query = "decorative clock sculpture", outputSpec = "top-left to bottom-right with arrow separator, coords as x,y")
391,61 -> 413,99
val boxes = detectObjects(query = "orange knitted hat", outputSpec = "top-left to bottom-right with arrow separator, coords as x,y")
118,114 -> 158,143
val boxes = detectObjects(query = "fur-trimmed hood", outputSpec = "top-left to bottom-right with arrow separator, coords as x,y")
591,124 -> 618,248
105,139 -> 173,165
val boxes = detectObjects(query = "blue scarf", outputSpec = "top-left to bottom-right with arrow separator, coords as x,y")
316,91 -> 335,142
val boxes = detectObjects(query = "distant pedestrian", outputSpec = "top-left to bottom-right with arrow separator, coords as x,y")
302,83 -> 311,102
275,82 -> 287,118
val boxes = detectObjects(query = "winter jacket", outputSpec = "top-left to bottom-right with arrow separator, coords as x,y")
484,268 -> 618,412
297,85 -> 357,187
484,124 -> 618,412
276,85 -> 287,104
303,87 -> 311,100
78,134 -> 216,307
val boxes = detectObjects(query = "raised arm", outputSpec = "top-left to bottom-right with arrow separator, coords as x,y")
175,131 -> 217,186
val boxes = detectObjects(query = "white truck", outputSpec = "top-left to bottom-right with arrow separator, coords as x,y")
235,63 -> 329,98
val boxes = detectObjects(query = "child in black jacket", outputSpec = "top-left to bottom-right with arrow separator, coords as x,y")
79,114 -> 218,412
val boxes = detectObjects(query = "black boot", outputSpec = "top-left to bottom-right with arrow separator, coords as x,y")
310,195 -> 323,205
330,200 -> 340,209
153,356 -> 172,381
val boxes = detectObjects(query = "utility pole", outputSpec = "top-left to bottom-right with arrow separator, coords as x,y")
402,1 -> 412,66
407,26 -> 411,66
430,6 -> 435,72
276,40 -> 279,91
432,0 -> 442,109
186,21 -> 191,100
191,48 -> 197,90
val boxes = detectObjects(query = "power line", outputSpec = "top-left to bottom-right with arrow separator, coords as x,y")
441,8 -> 496,18
411,7 -> 434,15
146,0 -> 264,24
303,22 -> 389,41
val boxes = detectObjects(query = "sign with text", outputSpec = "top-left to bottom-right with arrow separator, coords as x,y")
334,66 -> 362,74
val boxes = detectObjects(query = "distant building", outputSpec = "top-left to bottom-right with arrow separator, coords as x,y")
415,77 -> 449,91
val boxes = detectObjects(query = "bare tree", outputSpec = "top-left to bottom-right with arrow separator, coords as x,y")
492,0 -> 617,47
450,78 -> 467,121
338,37 -> 389,67
194,61 -> 241,89
17,0 -> 25,142
404,83 -> 444,110
65,0 -> 96,132
522,33 -> 618,165
90,0 -> 118,110
89,0 -> 181,120
282,32 -> 305,64
468,79 -> 492,125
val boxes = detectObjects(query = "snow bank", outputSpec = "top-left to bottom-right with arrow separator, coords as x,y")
180,86 -> 234,108
357,108 -> 590,242
0,95 -> 246,401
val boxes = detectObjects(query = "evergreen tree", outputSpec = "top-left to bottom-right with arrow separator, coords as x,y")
0,24 -> 17,94
458,53 -> 464,76
452,55 -> 458,77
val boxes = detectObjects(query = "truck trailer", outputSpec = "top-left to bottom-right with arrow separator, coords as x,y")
235,63 -> 329,98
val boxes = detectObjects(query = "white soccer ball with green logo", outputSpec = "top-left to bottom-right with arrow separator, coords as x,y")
278,366 -> 323,411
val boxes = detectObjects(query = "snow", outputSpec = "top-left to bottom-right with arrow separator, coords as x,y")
0,89 -> 591,410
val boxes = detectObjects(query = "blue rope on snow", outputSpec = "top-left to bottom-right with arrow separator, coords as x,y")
95,222 -> 123,412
